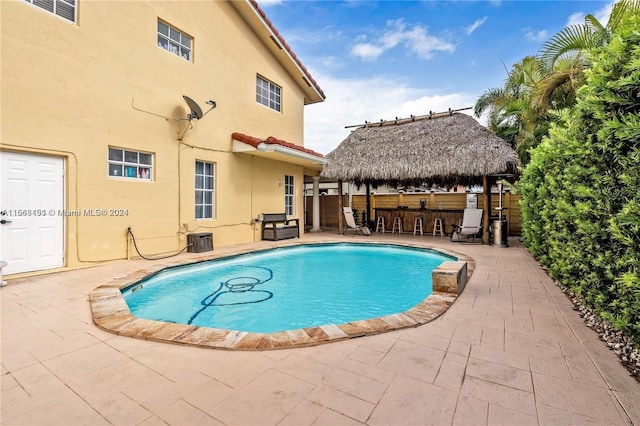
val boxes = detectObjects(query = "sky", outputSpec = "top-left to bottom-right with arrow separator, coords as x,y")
256,0 -> 614,155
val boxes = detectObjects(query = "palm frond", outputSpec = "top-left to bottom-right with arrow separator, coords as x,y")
474,87 -> 506,117
538,25 -> 595,70
607,0 -> 640,33
585,13 -> 606,33
533,57 -> 585,110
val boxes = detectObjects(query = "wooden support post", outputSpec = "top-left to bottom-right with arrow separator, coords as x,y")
482,175 -> 491,244
338,179 -> 344,235
366,182 -> 371,228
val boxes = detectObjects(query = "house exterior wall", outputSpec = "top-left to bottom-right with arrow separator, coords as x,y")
1,0 -> 316,274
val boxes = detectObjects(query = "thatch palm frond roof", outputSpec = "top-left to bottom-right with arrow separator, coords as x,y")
321,113 -> 521,187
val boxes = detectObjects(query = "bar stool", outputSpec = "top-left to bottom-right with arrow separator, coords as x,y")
392,216 -> 403,234
433,218 -> 444,237
375,216 -> 385,233
413,216 -> 423,236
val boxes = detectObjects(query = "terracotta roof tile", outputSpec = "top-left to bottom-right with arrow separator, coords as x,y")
232,132 -> 324,158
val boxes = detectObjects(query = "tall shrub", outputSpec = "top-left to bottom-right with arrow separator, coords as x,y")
519,16 -> 640,342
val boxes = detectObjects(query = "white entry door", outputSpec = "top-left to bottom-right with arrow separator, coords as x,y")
1,152 -> 64,274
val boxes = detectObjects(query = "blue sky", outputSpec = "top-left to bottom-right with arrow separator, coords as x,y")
257,0 -> 614,155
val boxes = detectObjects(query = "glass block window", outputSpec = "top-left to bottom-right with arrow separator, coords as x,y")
157,20 -> 192,61
256,75 -> 282,112
285,175 -> 294,216
195,160 -> 215,219
25,0 -> 76,23
108,147 -> 153,180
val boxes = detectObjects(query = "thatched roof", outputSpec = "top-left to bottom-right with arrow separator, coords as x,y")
321,113 -> 521,187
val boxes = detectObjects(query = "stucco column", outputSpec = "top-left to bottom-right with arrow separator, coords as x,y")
310,175 -> 322,232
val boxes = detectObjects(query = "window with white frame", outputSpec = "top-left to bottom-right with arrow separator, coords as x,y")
108,147 -> 153,180
157,20 -> 192,61
256,75 -> 281,112
26,0 -> 76,23
195,160 -> 215,219
285,175 -> 294,216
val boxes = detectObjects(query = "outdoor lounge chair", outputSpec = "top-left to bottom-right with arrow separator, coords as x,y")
450,208 -> 483,243
342,207 -> 371,236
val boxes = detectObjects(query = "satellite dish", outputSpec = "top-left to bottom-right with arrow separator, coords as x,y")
183,95 -> 203,121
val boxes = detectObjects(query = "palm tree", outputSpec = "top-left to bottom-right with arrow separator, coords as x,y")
476,0 -> 640,164
474,56 -> 549,162
538,0 -> 640,70
533,1 -> 640,114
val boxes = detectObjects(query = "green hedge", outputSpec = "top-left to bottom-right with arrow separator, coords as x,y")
519,18 -> 640,343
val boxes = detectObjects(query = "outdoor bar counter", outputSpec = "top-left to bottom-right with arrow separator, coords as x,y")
374,207 -> 464,235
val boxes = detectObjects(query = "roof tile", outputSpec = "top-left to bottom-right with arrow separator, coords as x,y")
232,132 -> 325,158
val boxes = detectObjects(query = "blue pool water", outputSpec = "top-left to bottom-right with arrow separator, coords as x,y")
122,243 -> 454,333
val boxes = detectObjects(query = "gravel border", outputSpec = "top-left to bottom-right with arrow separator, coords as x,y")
555,280 -> 640,382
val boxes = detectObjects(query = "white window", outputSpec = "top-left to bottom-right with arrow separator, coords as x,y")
157,20 -> 192,61
285,175 -> 294,216
195,160 -> 215,219
108,147 -> 153,180
256,75 -> 281,112
26,0 -> 76,23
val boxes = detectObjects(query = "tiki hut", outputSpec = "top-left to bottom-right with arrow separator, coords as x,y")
320,111 -> 521,242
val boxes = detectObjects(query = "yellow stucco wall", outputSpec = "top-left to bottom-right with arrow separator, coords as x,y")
1,0 -> 317,272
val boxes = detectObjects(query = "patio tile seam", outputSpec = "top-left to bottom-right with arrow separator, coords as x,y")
332,361 -> 397,388
463,374 -> 534,395
535,401 -> 620,424
177,397 -> 225,424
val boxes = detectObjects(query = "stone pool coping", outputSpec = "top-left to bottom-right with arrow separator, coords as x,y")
89,240 -> 474,350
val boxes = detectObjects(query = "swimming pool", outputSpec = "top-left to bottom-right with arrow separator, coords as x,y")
122,243 -> 455,334
90,240 -> 471,350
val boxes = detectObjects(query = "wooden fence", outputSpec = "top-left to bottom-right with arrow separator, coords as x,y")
304,192 -> 522,235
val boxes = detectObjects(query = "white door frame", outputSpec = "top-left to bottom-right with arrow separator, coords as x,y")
1,151 -> 65,275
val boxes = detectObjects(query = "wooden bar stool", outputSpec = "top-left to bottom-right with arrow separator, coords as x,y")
433,218 -> 444,237
392,216 -> 403,234
375,216 -> 385,233
413,216 -> 423,236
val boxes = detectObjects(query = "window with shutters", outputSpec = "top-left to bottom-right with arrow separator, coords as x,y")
25,0 -> 76,23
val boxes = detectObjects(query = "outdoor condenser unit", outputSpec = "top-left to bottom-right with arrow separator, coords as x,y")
187,232 -> 213,253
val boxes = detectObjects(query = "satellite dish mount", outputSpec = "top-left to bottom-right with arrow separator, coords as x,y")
179,95 -> 216,140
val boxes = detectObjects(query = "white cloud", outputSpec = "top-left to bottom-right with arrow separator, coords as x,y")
567,11 -> 585,26
465,17 -> 488,35
594,2 -> 615,24
350,43 -> 386,61
524,29 -> 548,42
316,56 -> 346,71
303,71 -> 477,154
567,2 -> 614,27
351,19 -> 455,61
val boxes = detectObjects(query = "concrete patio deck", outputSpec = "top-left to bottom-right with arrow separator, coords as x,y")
2,232 -> 639,425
